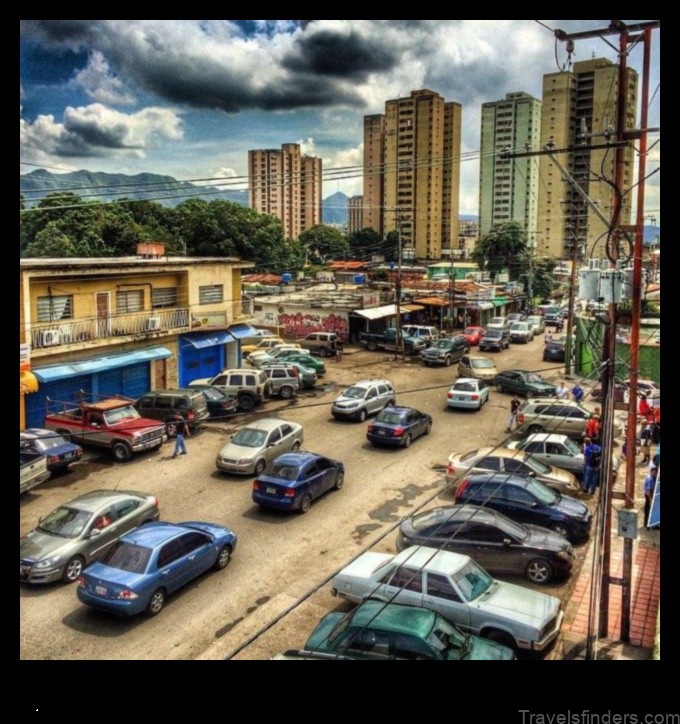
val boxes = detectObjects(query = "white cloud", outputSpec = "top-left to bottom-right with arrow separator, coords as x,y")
75,50 -> 136,105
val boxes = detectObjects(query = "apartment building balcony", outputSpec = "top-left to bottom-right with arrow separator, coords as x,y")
28,299 -> 255,355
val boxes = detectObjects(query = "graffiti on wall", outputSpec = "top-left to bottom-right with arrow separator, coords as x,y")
278,312 -> 348,339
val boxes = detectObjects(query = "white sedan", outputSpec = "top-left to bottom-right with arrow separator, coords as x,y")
446,378 -> 490,410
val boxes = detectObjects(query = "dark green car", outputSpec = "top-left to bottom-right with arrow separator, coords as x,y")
272,351 -> 326,376
494,369 -> 557,397
305,600 -> 515,660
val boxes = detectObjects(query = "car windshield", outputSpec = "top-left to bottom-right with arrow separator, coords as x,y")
471,359 -> 495,369
496,517 -> 529,540
453,381 -> 477,392
525,478 -> 559,504
511,323 -> 529,331
411,508 -> 458,531
37,506 -> 91,537
452,560 -> 493,601
232,428 -> 268,447
433,339 -> 451,349
485,330 -> 501,338
201,388 -> 223,400
104,405 -> 141,424
522,454 -> 552,474
464,327 -> 480,335
32,434 -> 68,451
264,462 -> 300,480
342,386 -> 368,400
427,617 -> 470,658
102,541 -> 152,573
527,317 -> 541,324
490,318 -> 504,325
376,411 -> 405,424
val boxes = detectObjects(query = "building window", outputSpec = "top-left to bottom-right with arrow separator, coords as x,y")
152,287 -> 179,309
116,290 -> 144,313
37,295 -> 73,322
198,285 -> 224,305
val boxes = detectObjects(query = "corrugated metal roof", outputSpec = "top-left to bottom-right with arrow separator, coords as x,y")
353,303 -> 424,320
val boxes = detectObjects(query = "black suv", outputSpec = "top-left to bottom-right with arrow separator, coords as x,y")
454,472 -> 592,542
479,328 -> 510,352
134,389 -> 210,436
421,335 -> 470,367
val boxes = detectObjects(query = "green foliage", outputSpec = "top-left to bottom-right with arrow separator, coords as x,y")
471,222 -> 527,278
299,224 -> 349,262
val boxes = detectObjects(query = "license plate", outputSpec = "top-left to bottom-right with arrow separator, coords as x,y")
378,430 -> 386,436
95,585 -> 108,596
266,487 -> 277,495
456,395 -> 466,401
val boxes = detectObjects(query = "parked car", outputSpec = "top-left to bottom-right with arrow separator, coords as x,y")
366,405 -> 432,448
260,364 -> 301,399
20,450 -> 52,494
478,328 -> 510,352
298,332 -> 339,357
215,417 -> 303,476
304,599 -> 516,660
543,334 -> 569,362
20,489 -> 160,584
458,353 -> 498,382
544,307 -> 564,329
506,313 -> 525,324
76,520 -> 237,617
396,504 -> 575,584
268,360 -> 317,389
240,336 -> 284,357
332,379 -> 395,422
401,325 -> 440,346
133,388 -> 210,435
486,316 -> 511,332
509,322 -> 535,344
494,369 -> 557,397
516,398 -> 622,439
446,378 -> 490,411
330,545 -> 563,653
421,335 -> 470,367
454,472 -> 593,542
252,451 -> 344,514
270,350 -> 326,376
20,428 -> 83,472
526,315 -> 546,335
590,377 -> 660,408
462,326 -> 486,346
505,433 -> 586,477
190,369 -> 271,412
250,344 -> 307,367
445,445 -> 581,496
182,384 -> 239,419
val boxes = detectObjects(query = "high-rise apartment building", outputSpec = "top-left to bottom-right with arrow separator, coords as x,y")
362,89 -> 462,260
537,58 -> 638,260
248,143 -> 322,240
348,195 -> 363,235
478,92 -> 542,239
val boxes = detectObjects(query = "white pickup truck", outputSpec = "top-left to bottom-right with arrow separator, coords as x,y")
331,545 -> 563,653
20,450 -> 51,494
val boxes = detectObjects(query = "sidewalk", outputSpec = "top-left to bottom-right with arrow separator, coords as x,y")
548,460 -> 660,660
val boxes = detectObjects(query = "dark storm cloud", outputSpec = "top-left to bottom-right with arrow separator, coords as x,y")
432,59 -> 510,106
20,19 -> 97,48
282,30 -> 398,78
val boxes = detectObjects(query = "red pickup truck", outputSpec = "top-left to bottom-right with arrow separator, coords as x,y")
43,395 -> 167,462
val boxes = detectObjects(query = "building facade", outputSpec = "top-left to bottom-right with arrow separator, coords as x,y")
20,254 -> 256,430
537,58 -> 638,260
248,143 -> 322,240
348,195 -> 364,235
478,92 -> 542,239
363,89 -> 462,260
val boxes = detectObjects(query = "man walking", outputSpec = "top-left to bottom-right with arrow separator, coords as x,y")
170,414 -> 190,458
506,395 -> 521,433
335,337 -> 344,362
571,382 -> 584,403
555,381 -> 568,399
643,466 -> 657,529
582,436 -> 602,495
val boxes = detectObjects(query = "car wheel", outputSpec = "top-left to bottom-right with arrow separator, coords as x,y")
298,494 -> 312,514
525,558 -> 554,584
484,629 -> 516,651
551,523 -> 570,539
527,424 -> 543,434
319,348 -> 327,357
146,588 -> 166,616
444,356 -> 452,367
238,394 -> 255,412
214,544 -> 232,570
357,409 -> 367,423
279,385 -> 294,399
334,471 -> 345,490
496,382 -> 505,393
61,556 -> 84,584
367,340 -> 377,351
424,422 -> 432,435
402,434 -> 412,448
112,442 -> 132,462
292,441 -> 301,451
253,459 -> 266,476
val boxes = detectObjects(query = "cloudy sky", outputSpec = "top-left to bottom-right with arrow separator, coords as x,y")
20,19 -> 661,222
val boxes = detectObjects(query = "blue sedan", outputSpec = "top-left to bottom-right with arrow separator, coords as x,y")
20,428 -> 83,472
366,405 -> 432,448
76,521 -> 237,617
252,451 -> 344,514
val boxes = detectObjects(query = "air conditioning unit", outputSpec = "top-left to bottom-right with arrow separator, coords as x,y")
40,329 -> 62,346
146,316 -> 162,331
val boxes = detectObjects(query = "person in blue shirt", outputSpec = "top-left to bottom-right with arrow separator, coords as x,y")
643,466 -> 657,529
582,437 -> 602,494
571,383 -> 584,403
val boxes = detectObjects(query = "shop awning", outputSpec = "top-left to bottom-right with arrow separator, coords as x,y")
227,323 -> 261,339
491,298 -> 507,307
465,301 -> 494,311
183,331 -> 234,349
20,370 -> 39,394
353,303 -> 424,320
33,346 -> 172,383
413,297 -> 449,307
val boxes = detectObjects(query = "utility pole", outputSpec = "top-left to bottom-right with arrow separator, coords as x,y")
564,196 -> 583,377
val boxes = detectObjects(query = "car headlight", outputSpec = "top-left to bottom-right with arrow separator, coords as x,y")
238,458 -> 253,465
35,554 -> 63,569
346,402 -> 359,408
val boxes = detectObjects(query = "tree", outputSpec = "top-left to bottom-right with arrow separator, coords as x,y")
348,227 -> 382,261
524,257 -> 558,302
298,225 -> 349,262
471,222 -> 527,279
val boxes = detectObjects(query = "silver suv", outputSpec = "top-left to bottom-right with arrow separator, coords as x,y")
261,364 -> 300,399
190,369 -> 271,412
517,398 -> 623,439
332,379 -> 396,422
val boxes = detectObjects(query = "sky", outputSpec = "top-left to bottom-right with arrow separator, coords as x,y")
19,20 -> 661,224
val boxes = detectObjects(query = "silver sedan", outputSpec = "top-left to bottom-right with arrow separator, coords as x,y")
446,378 -> 490,411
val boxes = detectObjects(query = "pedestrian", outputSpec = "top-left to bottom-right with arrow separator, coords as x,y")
640,421 -> 653,463
571,383 -> 584,403
639,393 -> 653,423
335,337 -> 344,363
585,413 -> 600,444
506,395 -> 521,433
170,413 -> 190,458
643,466 -> 657,529
582,437 -> 602,495
555,381 -> 568,399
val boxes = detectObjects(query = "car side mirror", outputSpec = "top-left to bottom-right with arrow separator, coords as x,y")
528,471 -> 536,477
503,538 -> 512,547
531,502 -> 539,508
89,528 -> 102,537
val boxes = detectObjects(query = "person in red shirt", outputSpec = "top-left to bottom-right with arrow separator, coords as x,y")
639,393 -> 653,422
585,413 -> 600,443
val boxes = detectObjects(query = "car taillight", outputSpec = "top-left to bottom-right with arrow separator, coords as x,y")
76,576 -> 85,586
518,413 -> 525,423
283,488 -> 296,498
367,424 -> 374,433
447,462 -> 456,475
186,411 -> 195,420
455,479 -> 470,501
447,391 -> 453,399
471,394 -> 479,400
48,454 -> 60,464
393,426 -> 405,436
252,481 -> 260,490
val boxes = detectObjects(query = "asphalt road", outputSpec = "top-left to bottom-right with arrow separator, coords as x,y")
19,334 -> 591,660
